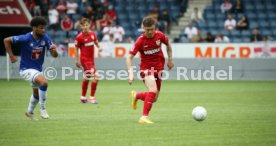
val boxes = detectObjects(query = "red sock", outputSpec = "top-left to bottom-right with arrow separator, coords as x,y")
90,81 -> 98,97
136,92 -> 148,101
143,92 -> 156,116
82,80 -> 89,97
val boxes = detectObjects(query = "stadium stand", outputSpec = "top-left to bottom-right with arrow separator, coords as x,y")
178,0 -> 276,43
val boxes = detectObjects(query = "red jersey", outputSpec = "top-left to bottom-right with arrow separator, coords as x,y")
75,31 -> 98,62
129,31 -> 169,70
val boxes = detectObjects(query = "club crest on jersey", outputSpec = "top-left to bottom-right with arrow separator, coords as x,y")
91,35 -> 94,40
30,43 -> 34,47
41,41 -> 45,46
156,39 -> 161,46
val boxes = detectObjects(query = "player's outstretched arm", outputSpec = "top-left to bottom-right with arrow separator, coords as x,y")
49,44 -> 58,58
3,37 -> 17,63
126,54 -> 135,85
166,41 -> 174,70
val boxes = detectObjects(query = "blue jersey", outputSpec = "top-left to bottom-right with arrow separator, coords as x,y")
12,32 -> 52,71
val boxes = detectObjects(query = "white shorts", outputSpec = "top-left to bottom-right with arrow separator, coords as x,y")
19,69 -> 42,88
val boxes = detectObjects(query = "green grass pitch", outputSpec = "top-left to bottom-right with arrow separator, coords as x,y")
0,80 -> 276,146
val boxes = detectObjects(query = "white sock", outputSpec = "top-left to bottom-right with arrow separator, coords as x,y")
27,95 -> 39,114
39,89 -> 47,110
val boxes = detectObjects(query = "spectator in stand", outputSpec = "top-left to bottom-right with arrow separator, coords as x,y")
215,33 -> 230,43
150,5 -> 159,21
191,7 -> 204,24
97,14 -> 111,30
91,0 -> 104,21
91,0 -> 103,12
105,5 -> 117,24
24,0 -> 35,16
191,30 -> 203,42
61,14 -> 73,39
184,23 -> 198,41
34,0 -> 42,16
236,15 -> 249,31
158,9 -> 171,34
40,0 -> 49,17
250,28 -> 263,42
220,0 -> 232,14
224,14 -> 236,31
231,0 -> 244,14
102,22 -> 113,42
74,17 -> 82,32
204,32 -> 215,42
66,0 -> 78,18
56,0 -> 67,15
111,22 -> 125,43
82,6 -> 96,21
126,36 -> 134,43
48,4 -> 59,31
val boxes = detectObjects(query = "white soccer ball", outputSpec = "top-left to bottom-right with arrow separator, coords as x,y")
192,106 -> 207,121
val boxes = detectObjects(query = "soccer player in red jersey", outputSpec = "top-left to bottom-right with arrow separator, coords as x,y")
126,16 -> 174,124
75,18 -> 102,104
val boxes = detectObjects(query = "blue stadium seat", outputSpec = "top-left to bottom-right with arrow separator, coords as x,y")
273,30 -> 276,37
232,38 -> 242,43
255,5 -> 265,11
247,12 -> 257,21
244,4 -> 255,11
241,30 -> 251,37
230,31 -> 241,37
249,22 -> 259,30
205,13 -> 216,20
259,22 -> 270,29
257,13 -> 267,20
69,31 -> 78,38
242,37 -> 251,43
270,21 -> 276,28
216,14 -> 226,21
221,30 -> 230,37
268,13 -> 276,19
261,29 -> 272,36
117,14 -> 128,21
198,22 -> 208,29
208,21 -> 217,28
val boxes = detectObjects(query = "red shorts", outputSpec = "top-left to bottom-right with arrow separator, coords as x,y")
81,61 -> 96,76
140,70 -> 163,91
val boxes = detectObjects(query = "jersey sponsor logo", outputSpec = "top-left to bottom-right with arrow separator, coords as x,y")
31,47 -> 43,60
144,45 -> 148,48
144,48 -> 160,55
84,42 -> 94,46
156,39 -> 161,46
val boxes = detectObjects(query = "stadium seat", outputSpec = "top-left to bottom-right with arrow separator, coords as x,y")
230,31 -> 241,37
242,37 -> 251,43
261,29 -> 272,36
232,38 -> 242,43
208,21 -> 217,29
241,30 -> 251,37
259,22 -> 270,29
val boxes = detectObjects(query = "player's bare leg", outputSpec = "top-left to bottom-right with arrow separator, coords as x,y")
34,74 -> 49,119
138,75 -> 157,124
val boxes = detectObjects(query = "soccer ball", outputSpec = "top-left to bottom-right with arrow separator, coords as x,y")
192,106 -> 207,121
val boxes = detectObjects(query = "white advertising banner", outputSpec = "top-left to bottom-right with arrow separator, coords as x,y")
68,42 -> 276,58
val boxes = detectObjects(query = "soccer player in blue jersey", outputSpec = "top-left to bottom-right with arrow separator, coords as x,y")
3,16 -> 58,120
